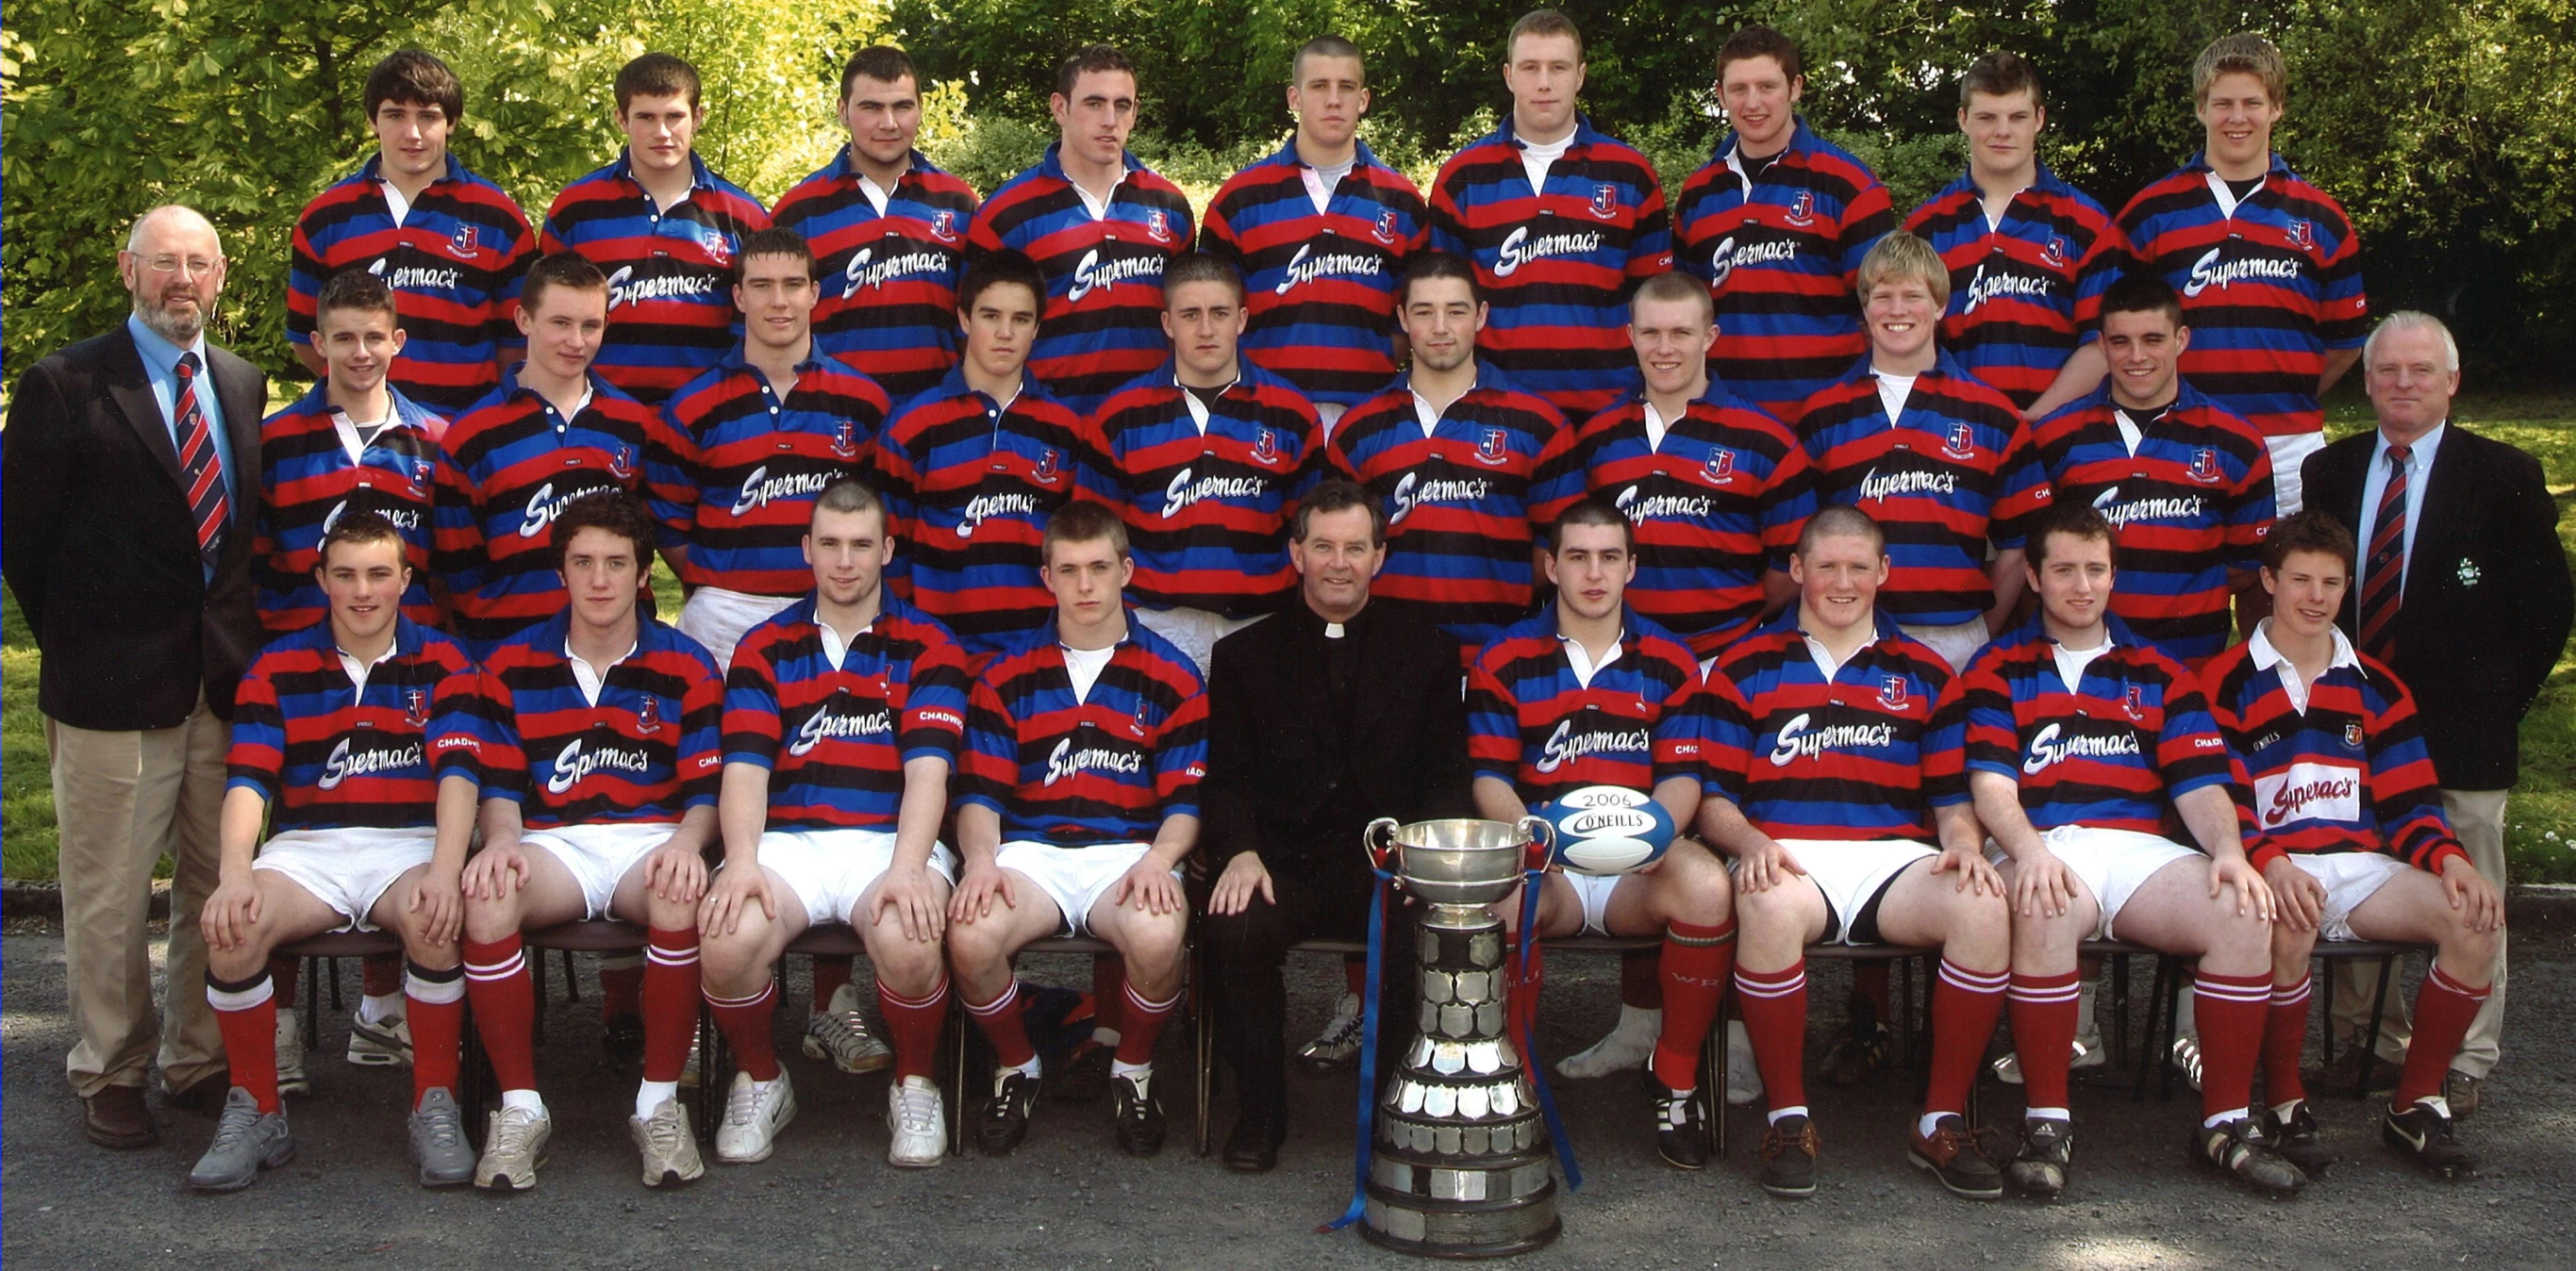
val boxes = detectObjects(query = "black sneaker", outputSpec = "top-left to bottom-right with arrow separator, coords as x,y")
602,1012 -> 644,1073
1757,1114 -> 1819,1197
1909,1114 -> 2003,1199
2193,1116 -> 2306,1198
2263,1099 -> 2334,1177
1055,1039 -> 1113,1104
2382,1099 -> 2477,1179
1821,1021 -> 1892,1088
2008,1115 -> 2072,1198
1651,1081 -> 1707,1170
1111,1072 -> 1166,1156
977,1067 -> 1040,1156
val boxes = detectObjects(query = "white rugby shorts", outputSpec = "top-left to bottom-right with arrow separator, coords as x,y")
751,826 -> 958,928
520,821 -> 677,919
677,585 -> 798,671
1899,616 -> 1991,675
1989,825 -> 2201,940
1772,838 -> 1940,946
2265,431 -> 2326,518
1554,869 -> 1626,937
252,826 -> 437,933
2291,851 -> 2411,944
1133,605 -> 1263,676
993,840 -> 1177,938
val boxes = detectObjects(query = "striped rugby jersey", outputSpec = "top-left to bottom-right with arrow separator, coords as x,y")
1787,352 -> 2054,626
287,154 -> 538,414
255,382 -> 448,635
956,616 -> 1208,847
1702,609 -> 1969,839
227,616 -> 475,832
2027,382 -> 2274,665
2116,153 -> 2367,438
649,346 -> 889,596
2201,622 -> 2466,875
1903,165 -> 2126,411
771,147 -> 980,404
1950,614 -> 2234,834
1427,115 -> 1674,420
722,592 -> 972,832
1326,365 -> 1564,657
869,368 -> 1112,660
1465,607 -> 1707,807
1089,360 -> 1328,618
540,152 -> 772,404
430,608 -> 723,827
967,144 -> 1195,418
1676,119 -> 1895,420
432,369 -> 689,658
1532,386 -> 1810,658
1199,140 -> 1428,406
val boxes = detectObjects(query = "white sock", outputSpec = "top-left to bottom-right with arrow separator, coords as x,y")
1611,1004 -> 1661,1037
1767,1104 -> 1809,1126
1110,1059 -> 1152,1081
2203,1108 -> 2249,1130
501,1090 -> 546,1115
1918,1112 -> 1954,1137
2076,978 -> 2100,1040
2269,1098 -> 2304,1120
1005,1055 -> 1041,1081
2027,1107 -> 2070,1123
2409,1095 -> 2451,1118
359,992 -> 404,1024
635,1080 -> 678,1119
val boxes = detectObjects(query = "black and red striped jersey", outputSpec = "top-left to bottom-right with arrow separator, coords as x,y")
255,382 -> 447,635
540,152 -> 772,405
721,592 -> 972,833
956,618 -> 1209,847
1903,165 -> 2126,411
648,347 -> 889,598
1464,607 -> 1707,807
227,617 -> 476,832
770,147 -> 981,404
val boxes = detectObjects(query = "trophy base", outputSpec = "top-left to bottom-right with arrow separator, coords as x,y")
1359,1185 -> 1561,1260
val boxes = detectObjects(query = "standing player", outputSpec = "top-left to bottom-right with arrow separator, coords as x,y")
1427,8 -> 1672,421
438,493 -> 724,1191
771,45 -> 982,405
947,503 -> 1206,1157
1089,253 -> 1327,672
1903,52 -> 2126,419
968,44 -> 1195,420
1199,35 -> 1428,425
542,53 -> 771,406
287,50 -> 537,416
693,480 -> 972,1167
1676,25 -> 1895,422
2117,33 -> 2365,519
183,513 -> 477,1191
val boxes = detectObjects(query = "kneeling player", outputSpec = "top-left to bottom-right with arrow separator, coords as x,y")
437,493 -> 724,1190
1698,506 -> 2009,1199
696,480 -> 972,1167
188,513 -> 477,1191
948,503 -> 1206,1156
1955,503 -> 2294,1197
2202,512 -> 2501,1177
1465,498 -> 1737,1169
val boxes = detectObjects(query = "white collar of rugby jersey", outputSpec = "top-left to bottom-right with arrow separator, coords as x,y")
1557,627 -> 1626,688
2049,627 -> 2116,695
377,177 -> 415,227
565,636 -> 640,707
2203,168 -> 2268,219
817,609 -> 885,669
336,638 -> 405,704
1071,168 -> 1131,222
1302,156 -> 1357,216
2247,618 -> 2359,716
1411,378 -> 1476,440
329,403 -> 401,465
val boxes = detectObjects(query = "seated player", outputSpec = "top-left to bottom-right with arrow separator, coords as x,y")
1465,498 -> 1737,1169
185,513 -> 477,1192
1953,503 -> 2294,1197
2201,511 -> 2501,1178
1697,505 -> 2009,1200
694,480 -> 972,1167
947,503 -> 1206,1157
436,493 -> 724,1191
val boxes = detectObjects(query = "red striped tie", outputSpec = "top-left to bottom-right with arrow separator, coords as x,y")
2356,442 -> 2410,656
174,351 -> 230,559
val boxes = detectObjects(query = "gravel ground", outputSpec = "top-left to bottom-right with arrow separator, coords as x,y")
5,908 -> 2571,1270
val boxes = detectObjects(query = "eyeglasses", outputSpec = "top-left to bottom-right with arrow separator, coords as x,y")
139,255 -> 224,276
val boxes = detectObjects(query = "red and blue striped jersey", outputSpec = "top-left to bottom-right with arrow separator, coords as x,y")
540,153 -> 772,405
1950,615 -> 2235,834
771,148 -> 980,404
429,609 -> 723,827
227,617 -> 476,832
1786,354 -> 2054,626
432,370 -> 690,657
1427,116 -> 1674,420
1903,166 -> 2127,411
2200,627 -> 2466,875
1199,140 -> 1428,406
287,155 -> 538,414
2115,154 -> 2367,438
1532,388 -> 1810,657
1089,360 -> 1328,618
956,618 -> 1209,846
1326,366 -> 1565,656
649,347 -> 889,597
966,145 -> 1195,418
1702,609 -> 1968,839
1464,608 -> 1707,807
2027,382 -> 2274,666
721,592 -> 972,832
1675,120 -> 1896,420
255,382 -> 447,635
869,368 -> 1112,660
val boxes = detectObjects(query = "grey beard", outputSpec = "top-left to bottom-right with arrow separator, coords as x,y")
134,303 -> 205,345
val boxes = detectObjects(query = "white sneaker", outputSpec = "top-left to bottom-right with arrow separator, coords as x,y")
802,983 -> 892,1074
474,1105 -> 552,1191
714,1069 -> 797,1163
679,1032 -> 702,1089
1724,1019 -> 1762,1106
274,1008 -> 309,1097
886,1075 -> 948,1167
1296,992 -> 1365,1074
1991,1030 -> 2106,1084
348,1011 -> 412,1066
629,1098 -> 705,1187
1556,1006 -> 1660,1081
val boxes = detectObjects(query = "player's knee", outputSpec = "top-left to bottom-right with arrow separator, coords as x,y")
462,892 -> 520,943
2443,909 -> 2501,966
1733,877 -> 1803,932
1656,847 -> 1732,920
945,917 -> 1008,970
207,940 -> 266,983
2269,920 -> 2317,966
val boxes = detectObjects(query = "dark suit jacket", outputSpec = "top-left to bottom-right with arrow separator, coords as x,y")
2303,424 -> 2573,789
4,323 -> 267,730
1200,599 -> 1476,879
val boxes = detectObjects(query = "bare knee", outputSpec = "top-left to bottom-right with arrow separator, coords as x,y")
463,893 -> 523,944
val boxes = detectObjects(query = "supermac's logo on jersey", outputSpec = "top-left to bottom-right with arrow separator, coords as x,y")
1145,210 -> 1174,243
1703,446 -> 1737,484
1476,427 -> 1509,466
447,223 -> 481,259
1943,422 -> 1977,459
2188,447 -> 2220,484
1879,675 -> 1909,710
929,209 -> 959,243
1785,190 -> 1816,227
1373,208 -> 1400,244
1590,183 -> 1620,220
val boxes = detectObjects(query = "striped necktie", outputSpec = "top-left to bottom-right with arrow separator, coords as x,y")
173,351 -> 230,563
2356,442 -> 2410,656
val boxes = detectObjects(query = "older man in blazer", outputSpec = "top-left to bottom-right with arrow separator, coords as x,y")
4,206 -> 269,1147
1198,479 -> 1477,1170
2302,310 -> 2573,1114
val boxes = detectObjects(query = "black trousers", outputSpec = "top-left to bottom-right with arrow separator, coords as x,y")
1202,858 -> 1414,1123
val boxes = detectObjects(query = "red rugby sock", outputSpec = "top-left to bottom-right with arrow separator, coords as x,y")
208,970 -> 280,1113
707,980 -> 781,1082
464,935 -> 538,1094
1926,960 -> 2008,1116
1735,961 -> 1808,1114
967,981 -> 1037,1071
1114,981 -> 1178,1066
640,927 -> 700,1084
2396,965 -> 2489,1108
2263,974 -> 2312,1105
2007,969 -> 2082,1111
406,962 -> 466,1105
2194,968 -> 2272,1120
879,978 -> 949,1082
1652,920 -> 1736,1091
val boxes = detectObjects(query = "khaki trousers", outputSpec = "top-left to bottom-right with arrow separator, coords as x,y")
2329,788 -> 2510,1074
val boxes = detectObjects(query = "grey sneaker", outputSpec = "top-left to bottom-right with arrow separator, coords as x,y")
474,1104 -> 552,1191
630,1098 -> 706,1187
802,982 -> 892,1074
407,1088 -> 474,1187
186,1088 -> 294,1192
348,1012 -> 412,1067
274,1008 -> 310,1097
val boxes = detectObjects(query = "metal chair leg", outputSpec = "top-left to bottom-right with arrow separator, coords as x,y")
1715,994 -> 1733,1158
530,948 -> 550,1047
2358,953 -> 2396,1102
561,949 -> 581,1000
303,956 -> 324,1050
2133,956 -> 2169,1102
1192,942 -> 1215,1157
2319,957 -> 2340,1077
326,956 -> 346,1012
948,999 -> 972,1156
1698,1009 -> 1720,1156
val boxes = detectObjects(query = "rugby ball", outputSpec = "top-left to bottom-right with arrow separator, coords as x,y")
1539,785 -> 1674,877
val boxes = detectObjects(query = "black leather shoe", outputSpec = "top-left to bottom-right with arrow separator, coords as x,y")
166,1067 -> 233,1114
1222,1108 -> 1286,1172
84,1085 -> 157,1148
